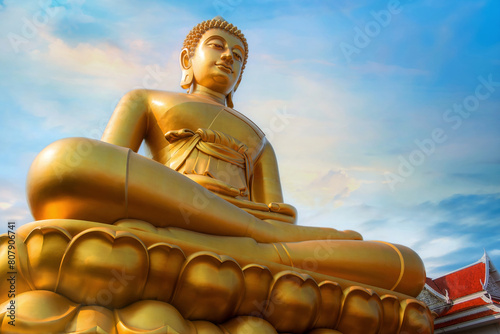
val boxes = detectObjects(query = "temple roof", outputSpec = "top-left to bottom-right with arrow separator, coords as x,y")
433,262 -> 486,300
418,251 -> 500,332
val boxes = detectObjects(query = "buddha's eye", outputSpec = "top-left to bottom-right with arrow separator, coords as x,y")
208,41 -> 224,49
233,52 -> 242,61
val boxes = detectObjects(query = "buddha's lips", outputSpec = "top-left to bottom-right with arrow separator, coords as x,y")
216,63 -> 233,73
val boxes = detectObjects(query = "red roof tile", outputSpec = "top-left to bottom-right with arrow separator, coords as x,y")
426,277 -> 445,295
433,263 -> 485,299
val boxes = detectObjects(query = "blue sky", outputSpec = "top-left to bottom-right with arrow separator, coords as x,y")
0,0 -> 499,279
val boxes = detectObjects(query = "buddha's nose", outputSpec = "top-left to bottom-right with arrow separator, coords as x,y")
221,51 -> 233,64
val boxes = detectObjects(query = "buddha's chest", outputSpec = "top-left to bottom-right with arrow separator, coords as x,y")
156,101 -> 265,160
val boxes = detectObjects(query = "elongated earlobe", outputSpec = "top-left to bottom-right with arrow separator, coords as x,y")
180,70 -> 193,92
179,48 -> 193,90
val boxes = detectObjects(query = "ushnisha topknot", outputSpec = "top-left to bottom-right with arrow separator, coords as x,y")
182,16 -> 248,75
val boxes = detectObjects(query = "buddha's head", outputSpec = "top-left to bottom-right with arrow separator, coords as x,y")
180,16 -> 248,107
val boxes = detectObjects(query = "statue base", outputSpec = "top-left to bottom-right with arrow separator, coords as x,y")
0,220 -> 434,333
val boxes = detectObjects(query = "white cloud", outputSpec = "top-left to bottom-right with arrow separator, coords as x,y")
288,169 -> 362,209
417,236 -> 471,260
489,249 -> 500,257
5,31 -> 182,133
42,34 -> 142,77
0,202 -> 13,210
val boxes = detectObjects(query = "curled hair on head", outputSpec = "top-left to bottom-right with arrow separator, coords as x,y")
182,16 -> 248,75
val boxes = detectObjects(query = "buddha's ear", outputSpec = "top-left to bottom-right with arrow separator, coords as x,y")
179,48 -> 193,90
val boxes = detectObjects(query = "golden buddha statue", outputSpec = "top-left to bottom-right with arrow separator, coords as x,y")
0,17 -> 434,334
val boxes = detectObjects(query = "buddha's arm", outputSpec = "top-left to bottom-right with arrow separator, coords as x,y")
101,89 -> 166,154
251,141 -> 297,223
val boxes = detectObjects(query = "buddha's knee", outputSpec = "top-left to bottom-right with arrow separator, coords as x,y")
27,137 -> 130,222
392,244 -> 426,297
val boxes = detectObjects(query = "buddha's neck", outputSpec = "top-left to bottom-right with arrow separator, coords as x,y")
190,84 -> 226,106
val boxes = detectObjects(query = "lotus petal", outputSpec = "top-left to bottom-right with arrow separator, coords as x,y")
336,287 -> 382,334
222,316 -> 277,334
65,305 -> 115,334
56,228 -> 149,308
265,271 -> 320,333
171,252 -> 244,322
192,321 -> 224,334
143,243 -> 186,302
379,295 -> 400,334
0,290 -> 78,333
115,300 -> 192,334
24,226 -> 71,291
314,281 -> 342,329
399,299 -> 434,334
237,264 -> 273,316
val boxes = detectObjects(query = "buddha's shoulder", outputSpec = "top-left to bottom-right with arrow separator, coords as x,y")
136,89 -> 265,140
137,90 -> 221,110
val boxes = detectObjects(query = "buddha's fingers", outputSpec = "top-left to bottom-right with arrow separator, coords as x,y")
242,208 -> 294,224
341,229 -> 363,241
217,194 -> 273,212
315,228 -> 363,241
268,202 -> 297,219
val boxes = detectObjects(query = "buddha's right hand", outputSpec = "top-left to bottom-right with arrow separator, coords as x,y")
268,202 -> 297,222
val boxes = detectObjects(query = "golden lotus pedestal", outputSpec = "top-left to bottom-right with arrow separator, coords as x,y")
0,219 -> 433,334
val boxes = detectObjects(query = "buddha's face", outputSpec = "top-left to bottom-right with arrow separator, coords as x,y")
190,29 -> 246,96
